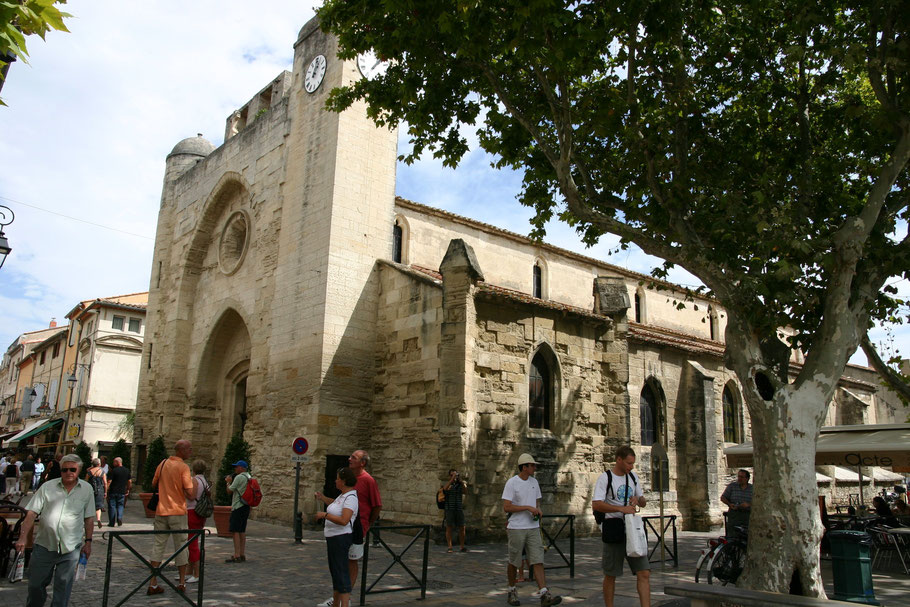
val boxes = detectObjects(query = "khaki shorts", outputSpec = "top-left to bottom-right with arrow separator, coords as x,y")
507,528 -> 544,567
601,540 -> 650,577
152,514 -> 189,566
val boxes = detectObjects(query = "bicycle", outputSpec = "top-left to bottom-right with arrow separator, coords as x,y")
694,525 -> 748,585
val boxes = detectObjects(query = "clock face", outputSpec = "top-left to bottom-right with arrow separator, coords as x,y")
304,54 -> 327,93
356,50 -> 389,81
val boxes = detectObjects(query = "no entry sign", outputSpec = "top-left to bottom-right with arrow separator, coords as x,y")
292,437 -> 309,455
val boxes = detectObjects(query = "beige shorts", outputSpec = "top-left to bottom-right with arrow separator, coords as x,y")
152,514 -> 189,566
507,528 -> 544,567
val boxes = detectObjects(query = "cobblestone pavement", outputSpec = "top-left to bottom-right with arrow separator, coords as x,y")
2,501 -> 908,606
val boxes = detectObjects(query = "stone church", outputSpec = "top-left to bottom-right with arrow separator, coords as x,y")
135,16 -> 894,535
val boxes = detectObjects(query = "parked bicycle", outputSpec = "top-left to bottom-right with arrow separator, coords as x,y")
694,525 -> 748,585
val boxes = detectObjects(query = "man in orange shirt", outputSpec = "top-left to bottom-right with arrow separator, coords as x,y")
147,439 -> 196,596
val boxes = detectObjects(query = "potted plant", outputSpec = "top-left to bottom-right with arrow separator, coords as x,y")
74,441 -> 92,472
110,438 -> 131,470
139,435 -> 167,518
213,433 -> 251,537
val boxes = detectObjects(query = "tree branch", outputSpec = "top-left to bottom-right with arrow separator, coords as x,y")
861,333 -> 910,402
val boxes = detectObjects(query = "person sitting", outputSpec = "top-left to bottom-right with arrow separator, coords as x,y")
872,496 -> 899,527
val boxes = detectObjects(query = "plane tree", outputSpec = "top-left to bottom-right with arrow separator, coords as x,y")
318,0 -> 909,595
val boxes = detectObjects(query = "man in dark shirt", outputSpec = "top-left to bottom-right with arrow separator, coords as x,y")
19,455 -> 37,494
105,457 -> 132,527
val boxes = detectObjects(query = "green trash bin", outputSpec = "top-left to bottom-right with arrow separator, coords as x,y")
828,529 -> 879,605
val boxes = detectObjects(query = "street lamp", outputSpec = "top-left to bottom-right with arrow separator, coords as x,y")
0,205 -> 13,269
66,363 -> 90,389
29,382 -> 51,415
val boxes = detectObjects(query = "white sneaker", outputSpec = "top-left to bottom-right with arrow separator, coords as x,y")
316,598 -> 334,607
185,575 -> 198,584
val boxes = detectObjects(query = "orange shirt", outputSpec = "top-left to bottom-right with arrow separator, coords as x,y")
152,456 -> 193,516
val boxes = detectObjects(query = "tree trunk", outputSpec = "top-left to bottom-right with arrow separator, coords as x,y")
737,385 -> 827,596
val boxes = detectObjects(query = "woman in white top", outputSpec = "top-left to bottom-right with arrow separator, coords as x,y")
315,467 -> 359,607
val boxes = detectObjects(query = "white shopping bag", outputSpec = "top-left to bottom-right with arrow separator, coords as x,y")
8,551 -> 25,583
624,514 -> 647,558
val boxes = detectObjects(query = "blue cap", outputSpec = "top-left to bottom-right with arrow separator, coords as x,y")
231,460 -> 248,468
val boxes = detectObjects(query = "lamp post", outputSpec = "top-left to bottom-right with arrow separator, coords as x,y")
0,205 -> 13,269
67,363 -> 91,407
29,382 -> 50,416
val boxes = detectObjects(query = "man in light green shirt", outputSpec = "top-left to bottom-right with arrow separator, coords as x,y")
17,453 -> 94,607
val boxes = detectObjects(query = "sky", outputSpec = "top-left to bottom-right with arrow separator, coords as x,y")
0,1 -> 906,369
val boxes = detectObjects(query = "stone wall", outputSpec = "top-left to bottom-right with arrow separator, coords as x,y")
371,263 -> 443,524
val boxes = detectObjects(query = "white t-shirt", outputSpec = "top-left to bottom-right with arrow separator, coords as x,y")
324,490 -> 359,538
593,471 -> 642,520
502,475 -> 542,529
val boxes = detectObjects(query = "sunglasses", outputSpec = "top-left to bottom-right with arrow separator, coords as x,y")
61,467 -> 79,473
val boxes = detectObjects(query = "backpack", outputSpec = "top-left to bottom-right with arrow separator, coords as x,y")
436,487 -> 446,510
194,477 -> 214,518
593,469 -> 637,524
240,473 -> 262,507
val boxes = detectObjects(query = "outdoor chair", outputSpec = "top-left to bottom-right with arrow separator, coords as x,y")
868,526 -> 909,574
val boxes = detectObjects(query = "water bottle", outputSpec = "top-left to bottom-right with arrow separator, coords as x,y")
75,553 -> 87,581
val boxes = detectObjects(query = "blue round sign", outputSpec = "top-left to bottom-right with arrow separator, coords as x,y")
292,437 -> 308,455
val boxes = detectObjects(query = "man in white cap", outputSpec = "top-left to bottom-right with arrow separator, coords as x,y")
501,453 -> 561,607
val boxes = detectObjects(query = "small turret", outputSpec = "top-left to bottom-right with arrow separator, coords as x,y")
165,134 -> 215,182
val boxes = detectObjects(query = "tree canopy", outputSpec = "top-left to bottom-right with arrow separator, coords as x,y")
319,0 -> 908,372
0,0 -> 71,103
318,0 -> 909,593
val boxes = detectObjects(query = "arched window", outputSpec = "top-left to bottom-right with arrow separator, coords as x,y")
529,351 -> 551,429
722,385 -> 740,443
640,383 -> 659,446
392,221 -> 403,263
533,264 -> 542,298
634,292 -> 642,323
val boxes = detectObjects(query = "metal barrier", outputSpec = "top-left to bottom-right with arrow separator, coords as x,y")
101,528 -> 208,607
360,524 -> 429,606
641,514 -> 677,566
540,514 -> 575,577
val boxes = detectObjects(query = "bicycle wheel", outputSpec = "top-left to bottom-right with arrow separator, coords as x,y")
708,540 -> 746,586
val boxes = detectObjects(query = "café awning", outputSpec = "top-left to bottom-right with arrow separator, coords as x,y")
6,418 -> 64,444
724,423 -> 910,469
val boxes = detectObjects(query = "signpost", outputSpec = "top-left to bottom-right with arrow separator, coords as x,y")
651,442 -> 669,566
292,437 -> 308,544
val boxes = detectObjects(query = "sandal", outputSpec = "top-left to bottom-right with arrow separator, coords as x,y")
225,556 -> 243,563
447,547 -> 453,553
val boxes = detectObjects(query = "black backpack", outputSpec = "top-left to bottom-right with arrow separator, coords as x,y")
593,469 -> 638,524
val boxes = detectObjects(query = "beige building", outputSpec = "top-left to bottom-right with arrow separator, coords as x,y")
135,16 -> 902,534
0,323 -> 69,446
61,293 -> 147,456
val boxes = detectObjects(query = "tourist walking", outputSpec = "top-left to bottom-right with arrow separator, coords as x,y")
592,445 -> 649,607
185,459 -> 210,582
502,453 -> 561,607
443,468 -> 467,552
315,467 -> 359,607
225,459 -> 252,563
16,453 -> 95,607
85,458 -> 107,529
147,439 -> 195,595
316,449 -> 381,607
5,455 -> 20,495
105,456 -> 131,527
19,454 -> 36,494
33,456 -> 45,491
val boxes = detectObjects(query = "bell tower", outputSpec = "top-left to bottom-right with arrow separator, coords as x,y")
136,15 -> 398,522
